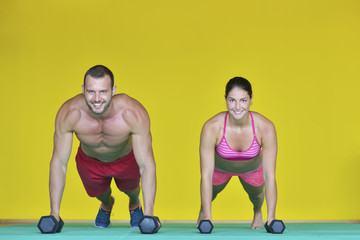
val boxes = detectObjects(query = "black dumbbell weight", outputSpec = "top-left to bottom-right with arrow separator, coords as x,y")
264,220 -> 285,234
197,220 -> 213,234
139,216 -> 161,234
37,215 -> 64,234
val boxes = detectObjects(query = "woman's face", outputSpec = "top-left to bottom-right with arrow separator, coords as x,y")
225,87 -> 252,120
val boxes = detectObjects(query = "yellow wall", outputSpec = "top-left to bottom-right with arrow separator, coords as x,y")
1,0 -> 359,221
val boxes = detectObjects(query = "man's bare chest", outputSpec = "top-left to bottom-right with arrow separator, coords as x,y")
74,118 -> 131,148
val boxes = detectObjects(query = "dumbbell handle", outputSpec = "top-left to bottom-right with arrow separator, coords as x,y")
47,215 -> 64,232
56,217 -> 64,233
149,216 -> 161,233
264,221 -> 271,233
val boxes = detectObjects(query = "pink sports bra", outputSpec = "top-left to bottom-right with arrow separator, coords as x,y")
215,112 -> 261,161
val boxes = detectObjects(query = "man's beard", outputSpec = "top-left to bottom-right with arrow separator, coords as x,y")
86,100 -> 111,115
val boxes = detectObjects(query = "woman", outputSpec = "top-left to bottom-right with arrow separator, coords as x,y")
198,77 -> 279,229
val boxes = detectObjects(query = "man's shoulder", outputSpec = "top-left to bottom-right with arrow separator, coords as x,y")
56,94 -> 84,128
60,94 -> 85,112
113,94 -> 147,115
113,93 -> 143,106
112,94 -> 150,132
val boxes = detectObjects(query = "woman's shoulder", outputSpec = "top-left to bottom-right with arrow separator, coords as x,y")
251,111 -> 276,132
205,111 -> 227,125
202,111 -> 226,132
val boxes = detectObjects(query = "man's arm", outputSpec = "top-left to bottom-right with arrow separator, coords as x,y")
123,107 -> 156,216
49,106 -> 77,220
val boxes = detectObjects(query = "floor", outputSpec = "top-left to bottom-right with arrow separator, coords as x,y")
1,222 -> 360,240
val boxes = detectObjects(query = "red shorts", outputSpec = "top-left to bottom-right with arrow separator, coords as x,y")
75,146 -> 140,197
212,165 -> 264,187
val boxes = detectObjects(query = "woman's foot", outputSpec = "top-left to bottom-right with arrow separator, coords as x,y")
250,210 -> 263,229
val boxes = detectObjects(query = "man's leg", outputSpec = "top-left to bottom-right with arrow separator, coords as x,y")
96,187 -> 113,210
123,185 -> 141,209
116,179 -> 143,227
94,187 -> 115,228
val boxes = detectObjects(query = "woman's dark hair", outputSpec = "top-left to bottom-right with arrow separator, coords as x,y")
84,65 -> 114,88
225,77 -> 252,98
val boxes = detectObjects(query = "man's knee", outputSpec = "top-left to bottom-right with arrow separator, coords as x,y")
115,178 -> 140,192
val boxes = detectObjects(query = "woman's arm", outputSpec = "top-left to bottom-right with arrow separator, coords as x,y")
199,121 -> 217,222
261,118 -> 278,223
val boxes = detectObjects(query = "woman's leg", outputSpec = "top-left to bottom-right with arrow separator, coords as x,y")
198,179 -> 231,223
239,177 -> 265,229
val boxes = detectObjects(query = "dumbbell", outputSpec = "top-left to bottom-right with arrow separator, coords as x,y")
264,220 -> 285,234
37,215 -> 64,234
197,220 -> 213,234
138,216 -> 161,234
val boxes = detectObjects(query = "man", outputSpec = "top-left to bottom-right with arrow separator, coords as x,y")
48,65 -> 157,228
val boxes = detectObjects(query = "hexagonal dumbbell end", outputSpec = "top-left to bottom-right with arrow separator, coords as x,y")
197,220 -> 214,234
265,220 -> 285,234
37,215 -> 60,234
269,220 -> 285,234
139,216 -> 161,234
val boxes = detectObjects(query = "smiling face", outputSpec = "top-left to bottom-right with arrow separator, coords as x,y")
82,74 -> 117,115
225,87 -> 252,120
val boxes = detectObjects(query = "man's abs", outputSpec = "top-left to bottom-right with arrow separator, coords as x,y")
79,137 -> 133,162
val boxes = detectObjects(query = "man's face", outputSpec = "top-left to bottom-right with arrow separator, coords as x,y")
82,75 -> 116,115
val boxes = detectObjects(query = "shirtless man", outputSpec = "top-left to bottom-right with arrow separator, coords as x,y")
48,65 -> 157,229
